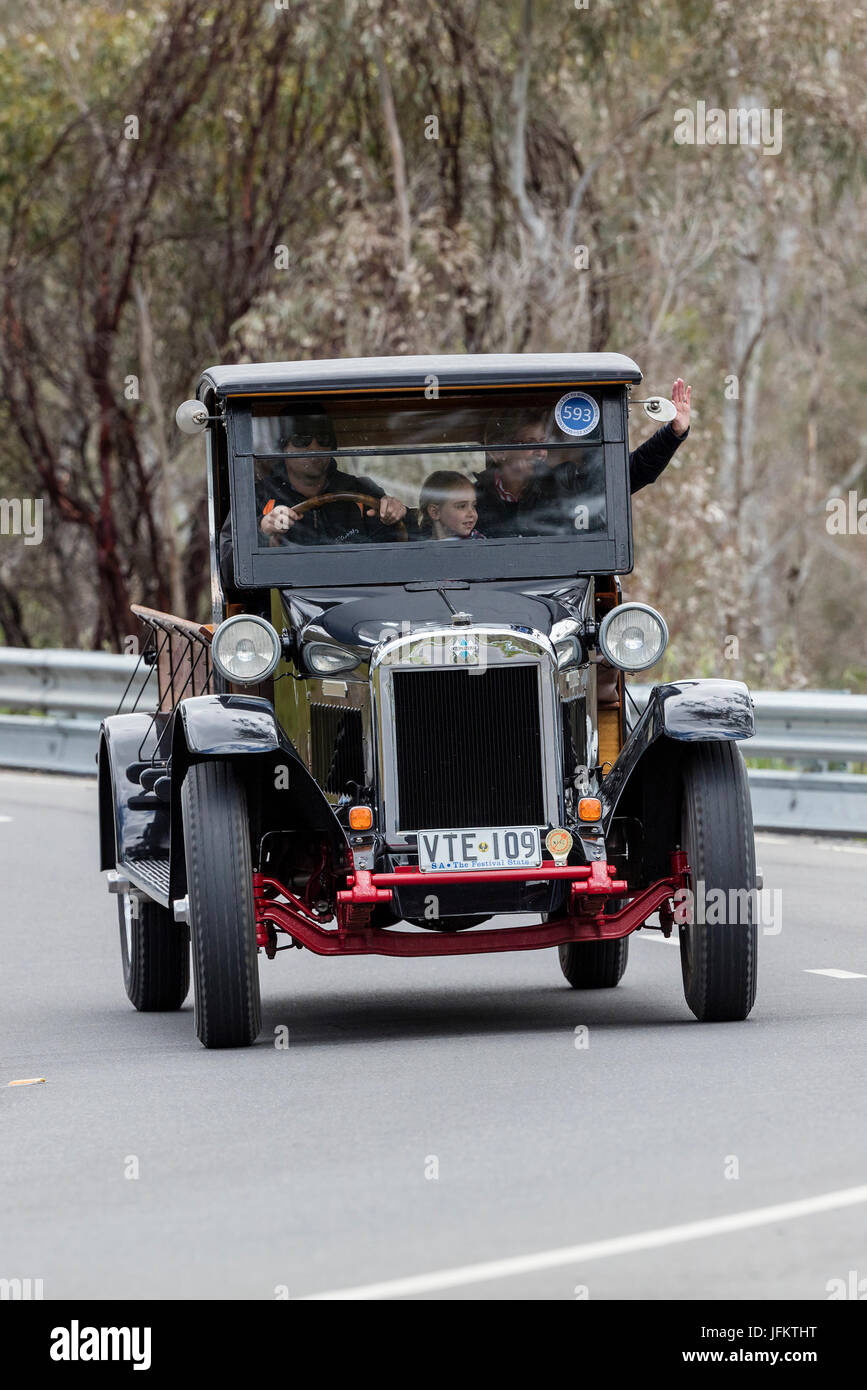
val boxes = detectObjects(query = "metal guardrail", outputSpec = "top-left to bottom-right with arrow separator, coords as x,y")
628,686 -> 867,765
0,648 -> 153,776
0,713 -> 106,774
0,646 -> 154,716
742,769 -> 867,836
628,685 -> 867,834
0,649 -> 864,832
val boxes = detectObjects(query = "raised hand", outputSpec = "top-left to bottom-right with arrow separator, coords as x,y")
671,378 -> 691,437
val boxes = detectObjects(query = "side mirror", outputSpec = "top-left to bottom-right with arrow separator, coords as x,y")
175,399 -> 210,435
635,396 -> 678,424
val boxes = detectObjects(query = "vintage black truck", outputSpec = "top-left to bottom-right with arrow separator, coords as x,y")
98,353 -> 756,1047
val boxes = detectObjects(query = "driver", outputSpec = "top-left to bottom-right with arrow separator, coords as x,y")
258,410 -> 406,546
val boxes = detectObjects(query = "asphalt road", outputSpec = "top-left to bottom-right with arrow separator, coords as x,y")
2,769 -> 866,1301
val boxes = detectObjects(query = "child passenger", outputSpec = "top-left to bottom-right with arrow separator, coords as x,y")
417,471 -> 485,540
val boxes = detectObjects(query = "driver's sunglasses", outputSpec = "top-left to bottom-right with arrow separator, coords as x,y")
280,425 -> 336,451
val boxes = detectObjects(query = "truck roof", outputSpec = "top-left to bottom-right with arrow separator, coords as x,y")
199,352 -> 642,397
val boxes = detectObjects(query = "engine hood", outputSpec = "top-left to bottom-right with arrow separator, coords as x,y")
280,580 -> 591,646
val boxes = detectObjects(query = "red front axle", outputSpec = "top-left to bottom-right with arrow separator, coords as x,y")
252,850 -> 689,959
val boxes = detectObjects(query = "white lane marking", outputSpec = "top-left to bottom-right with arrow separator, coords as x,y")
805,968 -> 867,979
301,1183 -> 867,1300
829,844 -> 867,855
0,816 -> 12,823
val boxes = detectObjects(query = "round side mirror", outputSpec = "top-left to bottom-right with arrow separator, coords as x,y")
175,399 -> 209,435
641,397 -> 678,424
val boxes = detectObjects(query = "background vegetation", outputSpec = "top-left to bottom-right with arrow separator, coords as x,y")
0,0 -> 864,687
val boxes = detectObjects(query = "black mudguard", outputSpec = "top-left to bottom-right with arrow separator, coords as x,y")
98,713 -> 170,870
599,680 -> 754,887
601,678 -> 754,829
168,694 -> 352,900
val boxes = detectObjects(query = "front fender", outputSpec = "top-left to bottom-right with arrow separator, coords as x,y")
601,678 -> 754,829
654,678 -> 754,742
176,692 -> 286,755
168,694 -> 352,900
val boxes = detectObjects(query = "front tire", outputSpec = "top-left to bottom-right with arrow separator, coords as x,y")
559,936 -> 629,988
679,741 -> 757,1022
118,894 -> 189,1011
181,761 -> 261,1048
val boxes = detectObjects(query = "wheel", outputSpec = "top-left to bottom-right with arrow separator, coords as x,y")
679,741 -> 757,1022
181,761 -> 261,1048
558,935 -> 629,988
118,893 -> 189,1011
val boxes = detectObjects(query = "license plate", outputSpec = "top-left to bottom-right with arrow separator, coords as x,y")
417,827 -> 542,872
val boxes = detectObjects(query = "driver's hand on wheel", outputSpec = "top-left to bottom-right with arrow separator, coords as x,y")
367,496 -> 406,525
260,504 -> 300,539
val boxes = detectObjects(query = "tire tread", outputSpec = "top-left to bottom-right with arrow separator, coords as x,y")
182,761 -> 261,1048
559,936 -> 629,989
120,897 -> 189,1012
680,741 -> 757,1022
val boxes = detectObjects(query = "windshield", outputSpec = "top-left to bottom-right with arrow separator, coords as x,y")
225,386 -> 632,585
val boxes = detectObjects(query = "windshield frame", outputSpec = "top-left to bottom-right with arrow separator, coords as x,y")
223,387 -> 634,588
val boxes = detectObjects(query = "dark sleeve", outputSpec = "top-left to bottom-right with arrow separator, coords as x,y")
220,511 -> 249,591
351,474 -> 405,543
255,471 -> 281,517
628,422 -> 689,494
552,450 -> 605,496
354,473 -> 385,501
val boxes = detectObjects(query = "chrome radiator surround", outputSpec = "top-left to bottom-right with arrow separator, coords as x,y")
370,626 -> 563,850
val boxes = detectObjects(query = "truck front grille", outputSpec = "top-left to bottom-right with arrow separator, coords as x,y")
390,665 -> 545,831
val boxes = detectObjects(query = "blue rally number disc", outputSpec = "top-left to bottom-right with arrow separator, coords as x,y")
555,390 -> 600,437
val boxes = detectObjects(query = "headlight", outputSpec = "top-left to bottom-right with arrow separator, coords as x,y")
598,603 -> 668,671
304,642 -> 361,675
211,614 -> 281,684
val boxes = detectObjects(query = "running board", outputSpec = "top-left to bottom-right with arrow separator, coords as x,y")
113,853 -> 172,908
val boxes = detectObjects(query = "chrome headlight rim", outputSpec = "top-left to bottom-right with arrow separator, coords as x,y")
598,602 -> 668,672
303,640 -> 362,676
211,613 -> 282,685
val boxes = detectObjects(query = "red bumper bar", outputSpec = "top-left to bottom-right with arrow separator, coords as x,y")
253,852 -> 689,959
341,861 -> 625,889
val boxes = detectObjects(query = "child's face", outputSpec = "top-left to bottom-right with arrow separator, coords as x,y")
430,486 -> 478,538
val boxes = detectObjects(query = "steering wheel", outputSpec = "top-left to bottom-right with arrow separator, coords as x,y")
283,492 -> 408,543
